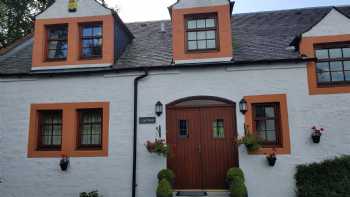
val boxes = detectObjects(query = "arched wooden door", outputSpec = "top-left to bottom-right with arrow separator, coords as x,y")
166,96 -> 239,190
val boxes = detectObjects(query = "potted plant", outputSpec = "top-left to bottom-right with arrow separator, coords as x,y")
226,167 -> 245,189
145,138 -> 170,157
266,148 -> 277,167
237,133 -> 261,152
60,154 -> 69,171
156,179 -> 173,197
157,169 -> 175,186
311,126 -> 324,143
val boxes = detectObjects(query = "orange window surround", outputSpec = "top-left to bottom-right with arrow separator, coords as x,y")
244,94 -> 291,155
28,102 -> 109,158
300,35 -> 350,95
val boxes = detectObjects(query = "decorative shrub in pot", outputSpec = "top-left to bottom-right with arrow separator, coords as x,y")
226,167 -> 245,187
60,155 -> 69,171
237,133 -> 261,152
226,167 -> 248,197
156,179 -> 173,197
157,169 -> 175,186
311,126 -> 324,144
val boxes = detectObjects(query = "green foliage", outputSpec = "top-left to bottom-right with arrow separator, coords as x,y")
156,179 -> 173,197
238,133 -> 261,152
295,155 -> 350,197
226,167 -> 245,183
80,191 -> 101,197
0,0 -> 55,48
229,180 -> 247,197
146,139 -> 170,157
157,169 -> 175,184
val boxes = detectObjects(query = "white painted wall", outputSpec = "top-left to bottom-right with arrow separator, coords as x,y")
303,8 -> 350,37
173,0 -> 229,9
1,63 -> 350,197
36,0 -> 112,19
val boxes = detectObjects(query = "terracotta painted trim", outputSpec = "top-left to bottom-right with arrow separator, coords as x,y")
28,102 -> 109,158
32,15 -> 114,69
300,34 -> 350,95
172,4 -> 233,62
244,94 -> 291,155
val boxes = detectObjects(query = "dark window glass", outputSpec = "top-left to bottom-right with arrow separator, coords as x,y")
179,120 -> 189,138
186,14 -> 217,51
253,103 -> 281,146
46,25 -> 68,60
80,23 -> 103,58
78,109 -> 103,148
213,119 -> 224,138
38,110 -> 62,149
315,45 -> 350,85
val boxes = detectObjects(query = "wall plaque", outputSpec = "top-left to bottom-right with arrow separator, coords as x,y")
139,117 -> 156,124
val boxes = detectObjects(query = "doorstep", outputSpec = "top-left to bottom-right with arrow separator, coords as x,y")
174,190 -> 229,197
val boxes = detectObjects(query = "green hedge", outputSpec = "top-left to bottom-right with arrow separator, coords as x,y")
295,155 -> 350,197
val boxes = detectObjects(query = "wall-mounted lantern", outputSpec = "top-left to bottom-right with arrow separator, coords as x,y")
155,101 -> 163,117
239,98 -> 248,114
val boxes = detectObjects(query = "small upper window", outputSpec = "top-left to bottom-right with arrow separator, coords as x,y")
78,109 -> 103,148
315,43 -> 350,85
179,120 -> 189,138
186,13 -> 218,51
46,25 -> 68,60
213,119 -> 224,138
80,23 -> 103,59
253,103 -> 281,146
38,110 -> 62,150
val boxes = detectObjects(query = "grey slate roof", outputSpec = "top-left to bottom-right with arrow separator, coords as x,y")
1,5 -> 350,74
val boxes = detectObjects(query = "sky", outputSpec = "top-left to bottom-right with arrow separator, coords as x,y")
104,0 -> 350,23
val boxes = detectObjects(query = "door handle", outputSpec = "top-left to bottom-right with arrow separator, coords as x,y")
197,144 -> 201,153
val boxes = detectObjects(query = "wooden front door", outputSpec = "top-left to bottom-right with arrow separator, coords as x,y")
167,97 -> 238,190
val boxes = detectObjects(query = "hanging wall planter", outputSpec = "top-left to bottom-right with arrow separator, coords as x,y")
60,155 -> 69,171
311,126 -> 324,144
266,149 -> 277,167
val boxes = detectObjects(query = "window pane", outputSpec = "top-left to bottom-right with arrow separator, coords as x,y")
82,27 -> 93,37
256,120 -> 265,132
265,107 -> 275,118
82,48 -> 93,57
92,135 -> 101,145
207,40 -> 216,49
255,106 -> 265,118
197,19 -> 205,28
316,49 -> 328,59
317,72 -> 331,83
81,135 -> 91,145
92,47 -> 102,56
331,72 -> 344,82
266,130 -> 277,142
52,125 -> 61,136
42,125 -> 51,135
42,136 -> 52,145
83,39 -> 93,47
330,61 -> 343,71
188,41 -> 197,50
316,62 -> 329,72
213,119 -> 224,138
188,32 -> 196,41
206,19 -> 215,28
92,124 -> 101,135
206,30 -> 216,39
52,136 -> 61,145
197,40 -> 206,49
345,71 -> 350,81
329,48 -> 342,58
48,49 -> 67,59
179,120 -> 188,137
93,39 -> 102,47
343,48 -> 350,58
48,27 -> 67,39
266,120 -> 276,130
344,61 -> 350,70
187,20 -> 196,29
94,26 -> 102,37
197,31 -> 206,40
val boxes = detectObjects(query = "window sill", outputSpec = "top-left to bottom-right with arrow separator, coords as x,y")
186,48 -> 219,54
79,56 -> 103,60
76,146 -> 103,151
45,58 -> 67,62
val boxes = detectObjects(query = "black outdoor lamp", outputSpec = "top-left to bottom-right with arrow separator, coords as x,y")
155,101 -> 163,117
239,98 -> 248,114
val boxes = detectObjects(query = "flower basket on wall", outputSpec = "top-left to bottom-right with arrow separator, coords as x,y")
266,149 -> 277,167
311,126 -> 324,144
59,155 -> 69,171
145,139 -> 170,157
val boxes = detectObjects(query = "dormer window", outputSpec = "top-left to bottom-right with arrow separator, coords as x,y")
186,13 -> 218,52
80,23 -> 103,59
46,24 -> 68,61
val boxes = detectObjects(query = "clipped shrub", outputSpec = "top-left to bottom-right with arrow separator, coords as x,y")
295,155 -> 350,197
226,167 -> 245,184
157,169 -> 175,184
229,180 -> 247,197
156,179 -> 173,197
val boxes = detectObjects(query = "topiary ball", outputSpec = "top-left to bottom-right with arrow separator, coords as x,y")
230,180 -> 247,197
156,179 -> 173,197
157,169 -> 175,184
226,168 -> 245,184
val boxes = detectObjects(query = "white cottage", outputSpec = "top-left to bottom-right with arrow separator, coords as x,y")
1,0 -> 350,197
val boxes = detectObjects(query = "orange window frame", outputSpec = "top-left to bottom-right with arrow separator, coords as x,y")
28,102 -> 109,158
244,94 -> 291,155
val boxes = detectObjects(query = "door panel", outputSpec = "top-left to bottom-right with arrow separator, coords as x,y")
167,105 -> 238,190
167,108 -> 202,189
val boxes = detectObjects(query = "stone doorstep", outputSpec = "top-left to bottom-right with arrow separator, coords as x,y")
174,191 -> 230,197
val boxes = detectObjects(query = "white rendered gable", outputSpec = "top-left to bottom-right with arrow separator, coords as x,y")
173,0 -> 229,9
36,0 -> 111,19
303,8 -> 350,37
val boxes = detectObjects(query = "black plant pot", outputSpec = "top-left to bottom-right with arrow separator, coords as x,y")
60,159 -> 69,171
267,156 -> 277,167
312,134 -> 321,143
